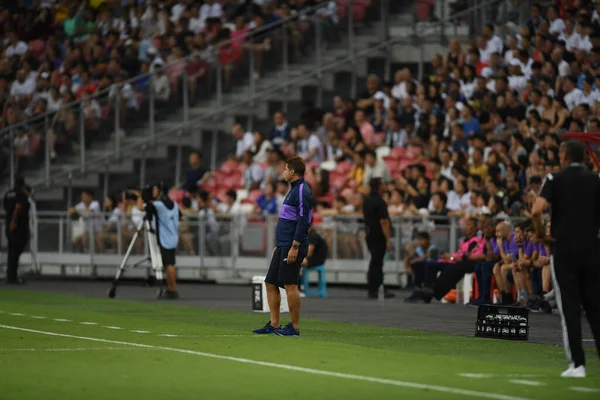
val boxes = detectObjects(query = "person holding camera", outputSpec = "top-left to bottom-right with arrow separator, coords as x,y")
144,183 -> 180,299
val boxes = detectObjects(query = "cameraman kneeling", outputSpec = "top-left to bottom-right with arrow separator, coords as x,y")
145,184 -> 180,299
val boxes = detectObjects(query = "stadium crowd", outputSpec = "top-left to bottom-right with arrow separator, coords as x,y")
0,0 -> 341,178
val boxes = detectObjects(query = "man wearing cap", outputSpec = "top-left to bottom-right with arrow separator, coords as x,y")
3,177 -> 30,284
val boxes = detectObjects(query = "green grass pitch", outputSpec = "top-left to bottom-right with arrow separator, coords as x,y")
0,289 -> 598,399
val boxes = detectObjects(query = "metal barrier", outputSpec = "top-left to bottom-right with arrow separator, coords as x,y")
1,211 -> 469,285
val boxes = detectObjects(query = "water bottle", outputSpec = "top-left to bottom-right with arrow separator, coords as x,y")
378,284 -> 385,301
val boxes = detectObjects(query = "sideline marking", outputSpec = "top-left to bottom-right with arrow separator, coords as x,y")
53,319 -> 71,322
0,347 -> 140,352
0,324 -> 531,400
509,380 -> 545,387
158,334 -> 179,337
31,316 -> 46,319
10,313 -> 24,316
570,387 -> 600,393
460,373 -> 544,379
130,330 -> 150,334
79,322 -> 97,325
102,326 -> 123,330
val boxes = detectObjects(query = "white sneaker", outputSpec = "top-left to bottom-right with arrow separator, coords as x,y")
561,365 -> 586,378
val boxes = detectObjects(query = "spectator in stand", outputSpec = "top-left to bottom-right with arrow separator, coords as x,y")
296,122 -> 323,163
255,182 -> 278,215
363,149 -> 391,186
232,124 -> 254,159
269,111 -> 291,148
385,116 -> 408,148
250,131 -> 272,164
181,150 -> 210,193
469,147 -> 488,179
342,151 -> 365,189
354,109 -> 378,149
241,150 -> 264,191
275,179 -> 289,211
67,189 -> 101,252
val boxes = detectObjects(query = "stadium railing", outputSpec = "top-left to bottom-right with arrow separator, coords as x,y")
0,211 -> 525,288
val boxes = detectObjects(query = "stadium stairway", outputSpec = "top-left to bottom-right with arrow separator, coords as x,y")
4,3 -> 471,210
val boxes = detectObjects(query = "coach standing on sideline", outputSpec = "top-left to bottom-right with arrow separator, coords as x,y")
3,177 -> 30,284
253,157 -> 312,336
531,140 -> 600,378
363,178 -> 395,299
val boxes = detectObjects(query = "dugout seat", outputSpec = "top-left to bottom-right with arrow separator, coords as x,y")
301,265 -> 327,297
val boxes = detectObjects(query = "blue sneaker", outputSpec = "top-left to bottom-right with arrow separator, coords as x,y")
252,321 -> 280,335
274,322 -> 300,337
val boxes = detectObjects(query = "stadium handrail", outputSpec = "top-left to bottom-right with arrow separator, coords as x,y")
19,0 -> 504,190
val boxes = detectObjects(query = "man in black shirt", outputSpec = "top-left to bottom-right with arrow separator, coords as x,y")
532,140 -> 600,378
3,177 -> 30,284
362,178 -> 394,299
301,226 -> 328,268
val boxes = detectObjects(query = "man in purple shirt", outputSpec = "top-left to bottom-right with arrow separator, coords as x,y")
471,218 -> 501,305
493,221 -> 520,305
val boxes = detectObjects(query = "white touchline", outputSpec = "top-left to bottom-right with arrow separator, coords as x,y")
130,330 -> 150,334
570,387 -> 600,393
509,380 -> 545,387
79,322 -> 97,325
0,347 -> 142,352
10,313 -> 24,316
0,324 -> 531,400
53,319 -> 71,322
103,326 -> 123,330
158,334 -> 179,337
31,316 -> 46,319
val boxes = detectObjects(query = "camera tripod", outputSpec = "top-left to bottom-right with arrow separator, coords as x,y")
107,218 -> 166,299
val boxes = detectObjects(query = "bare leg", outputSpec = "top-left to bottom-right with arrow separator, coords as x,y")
266,283 -> 281,327
542,265 -> 552,292
285,284 -> 301,330
165,265 -> 177,292
493,263 -> 505,292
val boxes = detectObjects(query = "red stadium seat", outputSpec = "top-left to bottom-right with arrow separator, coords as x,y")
220,160 -> 240,175
247,189 -> 262,203
383,156 -> 397,172
222,170 -> 243,189
329,171 -> 347,189
390,147 -> 406,159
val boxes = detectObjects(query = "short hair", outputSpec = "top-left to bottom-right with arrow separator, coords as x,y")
469,174 -> 482,184
197,189 -> 210,202
82,189 -> 94,196
561,140 -> 586,163
434,191 -> 448,205
226,189 -> 237,200
365,149 -> 377,158
286,156 -> 306,176
416,231 -> 430,240
369,178 -> 383,192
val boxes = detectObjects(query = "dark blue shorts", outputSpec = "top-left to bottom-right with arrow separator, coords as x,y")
265,245 -> 308,288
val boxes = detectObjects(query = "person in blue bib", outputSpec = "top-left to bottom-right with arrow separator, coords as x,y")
145,183 -> 180,299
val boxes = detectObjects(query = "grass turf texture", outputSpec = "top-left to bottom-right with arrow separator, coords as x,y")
0,289 -> 598,400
